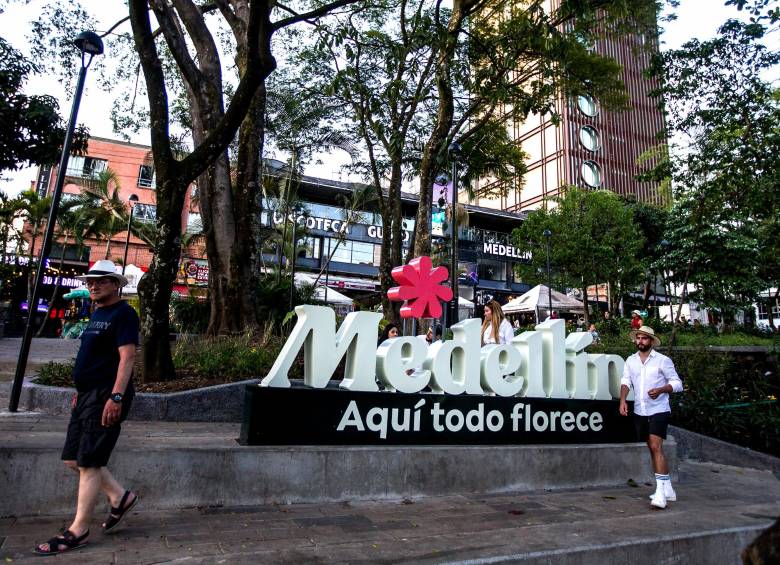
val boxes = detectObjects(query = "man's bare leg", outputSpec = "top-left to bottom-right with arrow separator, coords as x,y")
68,467 -> 103,536
101,468 -> 127,507
647,434 -> 669,474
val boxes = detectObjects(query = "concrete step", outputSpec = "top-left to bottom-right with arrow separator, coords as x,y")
0,461 -> 777,564
0,416 -> 674,517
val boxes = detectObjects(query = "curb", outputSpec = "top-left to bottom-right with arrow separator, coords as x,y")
19,378 -> 260,422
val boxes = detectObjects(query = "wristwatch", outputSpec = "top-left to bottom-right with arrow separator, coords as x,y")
110,393 -> 123,403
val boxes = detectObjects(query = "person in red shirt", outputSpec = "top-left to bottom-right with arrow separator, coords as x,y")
631,310 -> 643,329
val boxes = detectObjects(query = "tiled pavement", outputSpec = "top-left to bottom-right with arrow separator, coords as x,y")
1,460 -> 778,564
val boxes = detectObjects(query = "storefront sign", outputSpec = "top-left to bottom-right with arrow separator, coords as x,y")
177,258 -> 209,286
483,241 -> 530,260
366,225 -> 411,242
244,305 -> 633,445
272,211 -> 350,235
42,275 -> 81,288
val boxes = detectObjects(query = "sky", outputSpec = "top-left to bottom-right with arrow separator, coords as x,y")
0,0 -> 759,195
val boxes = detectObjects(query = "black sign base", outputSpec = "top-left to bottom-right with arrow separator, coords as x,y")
240,384 -> 635,446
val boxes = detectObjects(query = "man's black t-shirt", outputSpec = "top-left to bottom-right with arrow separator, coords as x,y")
73,300 -> 139,392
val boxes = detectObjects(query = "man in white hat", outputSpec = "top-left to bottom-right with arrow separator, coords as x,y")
35,260 -> 140,555
619,325 -> 683,510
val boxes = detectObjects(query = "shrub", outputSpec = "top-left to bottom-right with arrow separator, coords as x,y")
669,348 -> 780,457
255,275 -> 321,333
172,332 -> 289,381
33,360 -> 75,388
171,297 -> 210,334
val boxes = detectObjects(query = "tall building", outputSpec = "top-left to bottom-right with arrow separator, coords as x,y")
473,24 -> 665,211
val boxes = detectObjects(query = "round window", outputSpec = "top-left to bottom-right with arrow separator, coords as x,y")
579,126 -> 599,151
577,94 -> 598,117
581,161 -> 602,188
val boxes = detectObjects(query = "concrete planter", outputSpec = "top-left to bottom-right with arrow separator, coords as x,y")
19,377 -> 260,422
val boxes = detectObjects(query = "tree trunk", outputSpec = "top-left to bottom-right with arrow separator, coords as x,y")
26,224 -> 39,308
581,285 -> 590,326
379,164 -> 404,327
234,85 -> 267,318
768,289 -> 779,332
104,217 -> 114,259
137,189 -> 185,381
411,4 -> 462,261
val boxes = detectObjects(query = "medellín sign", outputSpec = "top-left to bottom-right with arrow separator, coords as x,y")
240,258 -> 634,446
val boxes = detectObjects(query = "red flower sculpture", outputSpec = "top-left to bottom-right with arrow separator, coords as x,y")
387,256 -> 453,319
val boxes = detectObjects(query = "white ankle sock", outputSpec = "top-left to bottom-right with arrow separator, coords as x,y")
655,473 -> 671,491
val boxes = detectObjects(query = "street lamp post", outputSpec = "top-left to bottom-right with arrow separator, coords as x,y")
119,194 -> 139,298
543,229 -> 552,318
9,31 -> 104,413
448,142 -> 461,327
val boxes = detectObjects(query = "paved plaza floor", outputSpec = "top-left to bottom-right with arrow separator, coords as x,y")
0,337 -> 80,381
0,456 -> 778,564
1,339 -> 778,563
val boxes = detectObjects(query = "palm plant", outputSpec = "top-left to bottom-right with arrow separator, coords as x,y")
82,169 -> 125,260
15,189 -> 52,306
0,191 -> 21,297
36,194 -> 101,335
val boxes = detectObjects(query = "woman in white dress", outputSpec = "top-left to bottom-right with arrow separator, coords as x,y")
481,300 -> 514,345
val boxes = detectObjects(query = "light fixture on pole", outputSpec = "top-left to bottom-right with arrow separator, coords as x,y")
120,194 -> 139,298
543,229 -> 552,318
448,142 -> 461,327
9,31 -> 104,413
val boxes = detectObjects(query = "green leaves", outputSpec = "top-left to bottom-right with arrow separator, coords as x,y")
512,188 -> 644,311
647,5 -> 780,319
0,37 -> 88,171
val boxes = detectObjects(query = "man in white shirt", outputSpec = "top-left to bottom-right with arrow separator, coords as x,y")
619,325 -> 683,510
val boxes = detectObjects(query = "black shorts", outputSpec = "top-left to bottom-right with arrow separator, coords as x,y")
61,386 -> 133,468
633,411 -> 670,441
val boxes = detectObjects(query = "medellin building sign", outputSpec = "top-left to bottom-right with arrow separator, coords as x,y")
240,258 -> 634,446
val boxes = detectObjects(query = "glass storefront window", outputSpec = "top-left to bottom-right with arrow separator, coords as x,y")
351,241 -> 375,265
581,161 -> 602,188
300,237 -> 321,259
579,126 -> 599,151
478,259 -> 506,282
324,238 -> 379,266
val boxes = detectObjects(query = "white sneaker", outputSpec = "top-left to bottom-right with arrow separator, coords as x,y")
648,483 -> 676,502
650,490 -> 667,509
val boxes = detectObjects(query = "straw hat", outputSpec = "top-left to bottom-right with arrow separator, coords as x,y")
629,325 -> 660,347
75,259 -> 129,287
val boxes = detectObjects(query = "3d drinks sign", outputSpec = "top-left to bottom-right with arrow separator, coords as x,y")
240,258 -> 634,446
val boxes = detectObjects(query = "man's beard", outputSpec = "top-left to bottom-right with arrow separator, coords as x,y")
636,342 -> 651,352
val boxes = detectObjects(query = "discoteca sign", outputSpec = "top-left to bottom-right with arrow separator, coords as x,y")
240,305 -> 635,445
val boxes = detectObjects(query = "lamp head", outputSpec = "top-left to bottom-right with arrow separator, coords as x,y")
448,142 -> 462,159
73,31 -> 104,56
543,229 -> 552,238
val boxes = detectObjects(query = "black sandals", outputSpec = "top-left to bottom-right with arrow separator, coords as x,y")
34,529 -> 89,555
103,490 -> 139,534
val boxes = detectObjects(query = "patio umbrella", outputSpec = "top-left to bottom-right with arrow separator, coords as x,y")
63,288 -> 90,300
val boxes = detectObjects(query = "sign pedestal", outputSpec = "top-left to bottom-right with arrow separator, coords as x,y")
240,384 -> 635,446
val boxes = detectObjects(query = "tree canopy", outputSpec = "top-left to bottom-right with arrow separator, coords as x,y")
646,2 -> 780,325
0,37 -> 88,172
512,187 -> 644,322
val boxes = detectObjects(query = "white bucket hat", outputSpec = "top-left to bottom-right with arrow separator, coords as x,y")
75,259 -> 129,287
